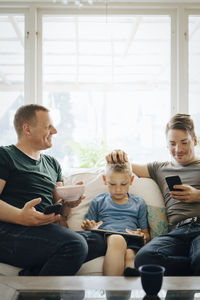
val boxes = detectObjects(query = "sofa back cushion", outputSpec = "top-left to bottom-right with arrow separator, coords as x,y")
64,168 -> 168,238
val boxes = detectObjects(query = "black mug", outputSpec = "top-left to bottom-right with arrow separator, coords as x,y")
139,264 -> 165,296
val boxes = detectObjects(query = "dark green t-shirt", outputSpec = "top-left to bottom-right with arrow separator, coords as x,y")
0,145 -> 63,212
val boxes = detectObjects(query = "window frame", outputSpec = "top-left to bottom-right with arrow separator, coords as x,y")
0,7 -> 27,102
37,6 -> 175,108
185,8 -> 200,114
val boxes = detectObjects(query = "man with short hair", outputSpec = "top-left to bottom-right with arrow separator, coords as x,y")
106,114 -> 200,275
0,104 -> 106,276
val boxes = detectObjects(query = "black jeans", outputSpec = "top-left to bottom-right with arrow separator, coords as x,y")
135,223 -> 200,275
0,222 -> 106,276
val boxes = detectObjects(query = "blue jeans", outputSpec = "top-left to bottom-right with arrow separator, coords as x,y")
0,222 -> 106,276
135,223 -> 200,275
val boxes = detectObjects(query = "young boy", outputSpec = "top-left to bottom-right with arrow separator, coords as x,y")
81,162 -> 150,276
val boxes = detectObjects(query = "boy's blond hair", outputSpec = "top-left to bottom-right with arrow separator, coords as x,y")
105,162 -> 132,177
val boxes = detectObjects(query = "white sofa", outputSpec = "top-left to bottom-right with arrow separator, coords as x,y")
0,168 -> 168,276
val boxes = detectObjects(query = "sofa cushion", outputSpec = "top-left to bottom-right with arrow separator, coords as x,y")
64,168 -> 168,238
146,205 -> 168,238
0,258 -> 103,276
0,262 -> 21,276
76,257 -> 104,276
129,177 -> 168,237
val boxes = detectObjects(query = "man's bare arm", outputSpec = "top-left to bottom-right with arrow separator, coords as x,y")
0,179 -> 21,223
0,198 -> 23,224
0,179 -> 60,226
106,150 -> 150,178
132,163 -> 150,178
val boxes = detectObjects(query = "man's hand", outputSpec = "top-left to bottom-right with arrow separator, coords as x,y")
19,198 -> 60,226
60,180 -> 85,209
125,228 -> 148,244
75,180 -> 84,185
106,149 -> 128,164
81,219 -> 103,230
61,195 -> 84,209
170,185 -> 200,203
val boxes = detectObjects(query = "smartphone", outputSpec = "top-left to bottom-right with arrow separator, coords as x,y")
44,203 -> 62,215
165,175 -> 182,191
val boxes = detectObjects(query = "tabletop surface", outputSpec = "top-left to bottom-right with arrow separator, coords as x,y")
0,276 -> 199,300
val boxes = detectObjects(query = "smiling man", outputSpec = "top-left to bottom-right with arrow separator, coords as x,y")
0,104 -> 106,276
106,114 -> 200,275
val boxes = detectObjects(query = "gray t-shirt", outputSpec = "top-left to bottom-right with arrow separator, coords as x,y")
148,160 -> 200,228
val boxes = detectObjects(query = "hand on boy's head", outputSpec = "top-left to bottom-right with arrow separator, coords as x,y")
106,150 -> 128,164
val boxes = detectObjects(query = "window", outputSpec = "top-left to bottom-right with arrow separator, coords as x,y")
41,14 -> 171,168
189,14 -> 200,151
0,13 -> 24,145
1,2 -> 199,169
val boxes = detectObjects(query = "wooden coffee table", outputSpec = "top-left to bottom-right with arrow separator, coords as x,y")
0,276 -> 199,299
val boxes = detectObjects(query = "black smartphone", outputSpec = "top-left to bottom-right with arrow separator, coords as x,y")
44,203 -> 62,215
165,175 -> 182,191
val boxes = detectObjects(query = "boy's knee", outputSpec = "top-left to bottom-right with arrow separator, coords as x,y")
107,234 -> 126,249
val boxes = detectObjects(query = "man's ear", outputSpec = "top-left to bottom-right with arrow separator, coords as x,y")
23,123 -> 31,136
130,176 -> 134,184
102,175 -> 107,185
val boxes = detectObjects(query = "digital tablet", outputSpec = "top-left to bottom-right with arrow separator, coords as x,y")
90,229 -> 144,242
56,185 -> 85,202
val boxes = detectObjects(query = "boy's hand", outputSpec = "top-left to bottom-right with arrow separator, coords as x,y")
125,228 -> 147,244
81,219 -> 103,230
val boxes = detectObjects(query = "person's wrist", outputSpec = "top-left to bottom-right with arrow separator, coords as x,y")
16,208 -> 26,225
60,214 -> 68,220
